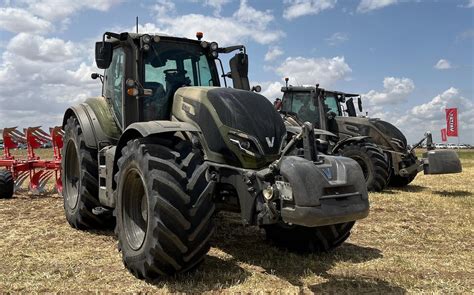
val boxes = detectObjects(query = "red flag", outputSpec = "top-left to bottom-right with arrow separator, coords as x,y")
445,108 -> 458,137
441,128 -> 447,142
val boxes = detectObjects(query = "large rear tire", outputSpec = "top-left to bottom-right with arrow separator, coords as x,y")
62,116 -> 113,230
0,170 -> 14,199
115,138 -> 215,279
264,222 -> 355,252
338,142 -> 389,192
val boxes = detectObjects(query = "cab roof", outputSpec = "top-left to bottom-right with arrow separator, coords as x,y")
281,85 -> 360,97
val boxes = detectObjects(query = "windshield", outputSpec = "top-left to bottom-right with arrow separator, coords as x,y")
281,91 -> 320,125
142,41 -> 218,121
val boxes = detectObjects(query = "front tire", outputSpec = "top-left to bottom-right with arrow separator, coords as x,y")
338,142 -> 389,192
62,116 -> 112,229
115,138 -> 215,279
264,222 -> 355,252
0,170 -> 14,199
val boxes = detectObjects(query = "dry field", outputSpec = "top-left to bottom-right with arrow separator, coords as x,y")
0,149 -> 472,293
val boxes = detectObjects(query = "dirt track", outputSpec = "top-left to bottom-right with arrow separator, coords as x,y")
0,153 -> 473,293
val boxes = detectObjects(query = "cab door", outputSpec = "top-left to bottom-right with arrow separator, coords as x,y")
103,47 -> 126,128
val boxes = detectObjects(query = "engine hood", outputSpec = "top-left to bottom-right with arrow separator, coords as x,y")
173,87 -> 286,168
334,116 -> 408,151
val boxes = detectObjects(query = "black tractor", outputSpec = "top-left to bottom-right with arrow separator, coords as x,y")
278,81 -> 462,191
60,31 -> 370,280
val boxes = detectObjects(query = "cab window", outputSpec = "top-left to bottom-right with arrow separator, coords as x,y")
142,42 -> 216,121
281,92 -> 320,126
324,95 -> 340,116
104,47 -> 125,126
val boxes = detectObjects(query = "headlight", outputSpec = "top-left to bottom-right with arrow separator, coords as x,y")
228,131 -> 264,158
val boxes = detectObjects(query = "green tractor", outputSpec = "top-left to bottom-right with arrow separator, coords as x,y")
277,81 -> 462,191
61,31 -> 370,280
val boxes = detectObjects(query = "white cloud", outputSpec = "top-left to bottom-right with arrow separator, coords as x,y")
276,56 -> 352,86
394,88 -> 474,143
7,33 -> 81,63
0,7 -> 52,34
264,47 -> 284,61
364,77 -> 415,105
25,0 -> 123,21
465,0 -> 474,8
0,33 -> 100,129
283,0 -> 337,20
151,0 -> 284,45
434,59 -> 452,70
152,0 -> 176,18
357,0 -> 397,13
257,81 -> 284,101
196,0 -> 232,15
325,32 -> 349,46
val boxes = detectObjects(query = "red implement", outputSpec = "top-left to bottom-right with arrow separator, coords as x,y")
0,126 -> 63,195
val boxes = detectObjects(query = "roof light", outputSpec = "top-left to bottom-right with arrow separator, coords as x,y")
210,42 -> 218,51
142,34 -> 151,43
196,32 -> 203,40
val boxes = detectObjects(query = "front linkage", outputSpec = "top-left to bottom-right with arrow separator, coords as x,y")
208,122 -> 369,228
388,132 -> 462,179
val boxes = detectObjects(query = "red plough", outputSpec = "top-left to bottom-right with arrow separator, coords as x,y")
0,126 -> 63,198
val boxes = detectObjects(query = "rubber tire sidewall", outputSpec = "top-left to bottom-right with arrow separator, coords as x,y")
0,170 -> 14,199
115,143 -> 153,261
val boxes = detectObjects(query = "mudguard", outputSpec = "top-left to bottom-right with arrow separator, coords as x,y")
278,155 -> 369,227
332,135 -> 370,154
62,97 -> 121,149
111,120 -> 202,188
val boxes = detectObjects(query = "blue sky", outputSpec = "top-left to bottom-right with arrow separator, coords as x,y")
0,0 -> 473,143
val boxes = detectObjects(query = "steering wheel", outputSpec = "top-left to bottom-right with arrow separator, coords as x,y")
164,69 -> 187,75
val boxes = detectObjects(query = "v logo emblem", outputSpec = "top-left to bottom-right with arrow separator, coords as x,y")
265,137 -> 275,148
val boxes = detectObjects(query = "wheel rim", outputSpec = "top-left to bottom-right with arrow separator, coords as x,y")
65,139 -> 80,209
351,156 -> 369,181
122,168 -> 148,251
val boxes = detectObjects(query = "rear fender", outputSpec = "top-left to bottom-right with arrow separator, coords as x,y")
332,136 -> 370,153
62,97 -> 120,149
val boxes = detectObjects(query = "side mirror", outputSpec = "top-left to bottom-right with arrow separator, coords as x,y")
358,96 -> 363,112
91,73 -> 104,83
95,42 -> 113,69
229,53 -> 250,91
251,85 -> 261,92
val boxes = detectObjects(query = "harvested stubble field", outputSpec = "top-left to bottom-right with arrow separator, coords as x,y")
0,149 -> 472,293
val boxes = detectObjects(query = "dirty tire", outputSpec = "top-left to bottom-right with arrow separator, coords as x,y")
389,172 -> 417,187
115,138 -> 215,279
62,116 -> 113,230
0,170 -> 14,199
264,222 -> 355,252
338,142 -> 389,192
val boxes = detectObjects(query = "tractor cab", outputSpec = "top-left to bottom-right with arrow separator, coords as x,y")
93,32 -> 251,129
